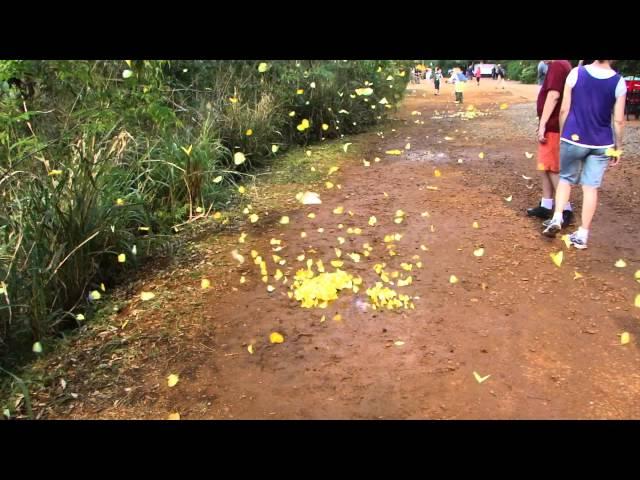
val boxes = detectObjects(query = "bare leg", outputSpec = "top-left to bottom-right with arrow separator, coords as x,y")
540,171 -> 554,199
553,180 -> 572,217
581,185 -> 598,230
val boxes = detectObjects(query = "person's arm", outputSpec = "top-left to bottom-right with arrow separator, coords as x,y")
537,90 -> 561,143
558,82 -> 572,135
610,93 -> 626,166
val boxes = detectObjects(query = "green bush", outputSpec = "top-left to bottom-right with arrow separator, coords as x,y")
501,60 -> 539,84
519,65 -> 538,84
0,60 -> 411,362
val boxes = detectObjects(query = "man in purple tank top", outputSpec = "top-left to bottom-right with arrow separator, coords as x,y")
541,60 -> 627,249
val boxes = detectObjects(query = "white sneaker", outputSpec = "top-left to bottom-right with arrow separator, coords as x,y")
542,218 -> 562,237
569,232 -> 588,249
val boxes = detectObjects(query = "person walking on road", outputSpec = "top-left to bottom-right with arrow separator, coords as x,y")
453,67 -> 467,103
542,60 -> 627,249
496,64 -> 506,89
527,60 -> 573,224
537,60 -> 549,85
433,67 -> 443,96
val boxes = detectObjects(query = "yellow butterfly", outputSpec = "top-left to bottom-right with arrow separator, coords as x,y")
234,152 -> 246,165
167,374 -> 179,387
140,291 -> 155,301
299,192 -> 321,205
270,332 -> 284,343
550,251 -> 563,267
605,148 -> 623,158
355,87 -> 373,96
297,119 -> 310,132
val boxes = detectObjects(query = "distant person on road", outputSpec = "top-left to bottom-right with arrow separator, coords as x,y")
475,66 -> 481,86
542,60 -> 627,249
527,60 -> 573,225
537,60 -> 549,85
491,65 -> 497,80
453,67 -> 467,104
410,67 -> 419,84
433,67 -> 442,95
496,64 -> 506,89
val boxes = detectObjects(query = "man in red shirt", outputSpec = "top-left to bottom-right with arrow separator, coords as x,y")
527,60 -> 574,225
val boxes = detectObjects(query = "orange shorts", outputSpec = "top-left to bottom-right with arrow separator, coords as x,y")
537,131 -> 560,173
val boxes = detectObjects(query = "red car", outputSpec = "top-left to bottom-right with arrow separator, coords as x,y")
625,76 -> 640,119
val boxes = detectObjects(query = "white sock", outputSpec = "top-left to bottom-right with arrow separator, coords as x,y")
552,211 -> 563,223
541,198 -> 554,210
577,227 -> 589,241
564,202 -> 572,212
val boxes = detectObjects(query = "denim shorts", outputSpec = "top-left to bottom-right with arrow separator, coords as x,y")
559,141 -> 609,188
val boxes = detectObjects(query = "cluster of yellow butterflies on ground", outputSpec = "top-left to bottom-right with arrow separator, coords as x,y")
429,104 -> 488,121
237,161 -> 426,313
223,138 -> 502,341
